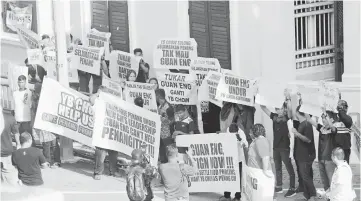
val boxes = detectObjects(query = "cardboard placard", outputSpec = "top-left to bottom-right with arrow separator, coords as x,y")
124,82 -> 157,113
102,75 -> 123,98
87,29 -> 111,60
72,45 -> 104,75
109,50 -> 139,83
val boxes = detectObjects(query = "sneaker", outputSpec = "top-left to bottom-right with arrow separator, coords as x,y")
93,174 -> 101,180
295,186 -> 304,193
50,162 -> 60,169
274,187 -> 283,194
284,188 -> 296,198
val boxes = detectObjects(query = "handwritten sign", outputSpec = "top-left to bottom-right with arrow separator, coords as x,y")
124,82 -> 157,113
216,75 -> 256,106
109,50 -> 139,82
72,45 -> 103,75
6,4 -> 32,32
87,29 -> 111,60
92,92 -> 161,165
154,38 -> 197,70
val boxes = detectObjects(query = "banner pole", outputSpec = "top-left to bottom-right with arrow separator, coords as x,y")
52,0 -> 74,161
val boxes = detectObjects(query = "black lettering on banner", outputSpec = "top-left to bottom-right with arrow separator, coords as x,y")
189,143 -> 238,184
57,92 -> 94,137
101,103 -> 157,158
223,76 -> 251,102
74,48 -> 100,68
159,41 -> 193,67
117,53 -> 132,79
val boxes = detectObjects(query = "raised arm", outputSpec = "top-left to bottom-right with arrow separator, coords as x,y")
185,149 -> 198,175
260,105 -> 271,117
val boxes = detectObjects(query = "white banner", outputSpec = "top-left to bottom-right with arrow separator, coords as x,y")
92,92 -> 161,165
216,74 -> 256,107
199,72 -> 223,108
319,81 -> 339,113
242,165 -> 275,201
72,45 -> 103,75
34,78 -> 94,147
153,38 -> 198,70
87,29 -> 111,60
102,75 -> 123,98
156,71 -> 198,105
6,4 -> 32,32
27,49 -> 43,65
15,25 -> 41,49
8,64 -> 28,92
42,47 -> 57,81
109,50 -> 139,82
124,82 -> 157,113
176,134 -> 240,193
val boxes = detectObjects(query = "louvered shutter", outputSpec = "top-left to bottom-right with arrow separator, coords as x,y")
91,1 -> 109,32
189,1 -> 211,58
108,1 -> 129,52
209,1 -> 231,70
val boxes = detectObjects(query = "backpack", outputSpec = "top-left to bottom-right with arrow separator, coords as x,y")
126,165 -> 148,201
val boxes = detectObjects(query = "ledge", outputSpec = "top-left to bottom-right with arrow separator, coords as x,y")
0,33 -> 25,49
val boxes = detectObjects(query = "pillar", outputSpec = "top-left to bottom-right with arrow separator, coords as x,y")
343,1 -> 361,85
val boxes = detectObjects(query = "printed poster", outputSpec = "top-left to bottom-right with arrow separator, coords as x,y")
34,78 -> 94,147
15,25 -> 40,49
109,50 -> 139,82
92,92 -> 161,165
198,72 -> 223,108
216,74 -> 256,107
27,49 -> 43,65
156,71 -> 198,105
176,134 -> 240,193
242,165 -> 275,201
87,29 -> 111,60
102,75 -> 123,98
154,38 -> 198,70
124,82 -> 157,113
6,4 -> 32,32
72,45 -> 103,75
8,64 -> 28,92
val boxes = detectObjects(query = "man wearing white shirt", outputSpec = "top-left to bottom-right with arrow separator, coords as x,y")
13,75 -> 32,136
325,147 -> 356,201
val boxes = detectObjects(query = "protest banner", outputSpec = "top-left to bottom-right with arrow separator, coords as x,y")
87,29 -> 111,60
319,81 -> 339,112
72,45 -> 103,75
255,79 -> 288,109
27,49 -> 43,65
124,82 -> 157,113
92,92 -> 161,165
42,47 -> 57,80
241,164 -> 275,201
156,71 -> 198,105
176,134 -> 240,193
6,4 -> 32,32
15,25 -> 40,49
8,63 -> 28,92
198,72 -> 223,108
34,78 -> 94,147
102,74 -> 123,98
109,50 -> 139,82
154,38 -> 198,70
67,54 -> 79,83
216,74 -> 256,107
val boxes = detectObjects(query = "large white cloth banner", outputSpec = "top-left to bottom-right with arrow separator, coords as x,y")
72,45 -> 103,75
176,134 -> 240,193
6,4 -> 32,32
109,50 -> 139,82
242,164 -> 275,201
102,75 -> 123,98
153,38 -> 198,70
92,92 -> 161,165
34,78 -> 94,147
15,25 -> 41,49
216,74 -> 256,107
86,29 -> 111,61
8,64 -> 28,92
156,71 -> 198,105
124,82 -> 157,113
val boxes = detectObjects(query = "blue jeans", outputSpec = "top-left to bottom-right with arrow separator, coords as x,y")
94,147 -> 118,175
318,160 -> 336,190
274,149 -> 296,189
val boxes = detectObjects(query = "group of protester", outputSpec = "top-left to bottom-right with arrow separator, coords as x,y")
0,32 -> 357,201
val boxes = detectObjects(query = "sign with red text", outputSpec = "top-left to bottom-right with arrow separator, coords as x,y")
6,4 -> 32,32
109,50 -> 139,82
87,29 -> 111,60
176,134 -> 240,193
154,38 -> 197,70
124,82 -> 157,113
156,71 -> 198,105
92,92 -> 161,165
216,75 -> 256,106
72,45 -> 103,75
34,78 -> 94,147
15,25 -> 41,49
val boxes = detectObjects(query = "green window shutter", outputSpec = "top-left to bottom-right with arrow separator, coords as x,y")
189,1 -> 211,58
108,1 -> 129,52
91,1 -> 109,32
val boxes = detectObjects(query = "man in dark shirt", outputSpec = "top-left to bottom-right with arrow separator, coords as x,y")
134,48 -> 149,83
336,100 -> 353,163
260,102 -> 296,197
292,106 -> 316,201
24,58 -> 47,83
12,132 -> 49,186
1,108 -> 21,186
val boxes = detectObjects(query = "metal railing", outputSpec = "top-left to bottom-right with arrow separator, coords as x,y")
294,0 -> 335,73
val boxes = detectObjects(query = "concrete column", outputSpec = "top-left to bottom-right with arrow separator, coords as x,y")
53,0 -> 73,161
36,0 -> 53,36
177,0 -> 190,38
343,1 -> 361,85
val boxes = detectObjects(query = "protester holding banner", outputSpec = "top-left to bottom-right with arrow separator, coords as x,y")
133,48 -> 149,83
25,58 -> 46,84
260,102 -> 296,198
336,100 -> 353,164
158,144 -> 198,201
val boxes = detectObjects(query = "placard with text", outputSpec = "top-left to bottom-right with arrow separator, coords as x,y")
15,25 -> 41,49
6,4 -> 32,32
86,29 -> 111,61
102,75 -> 123,98
109,50 -> 139,82
72,45 -> 103,75
124,82 -> 157,113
